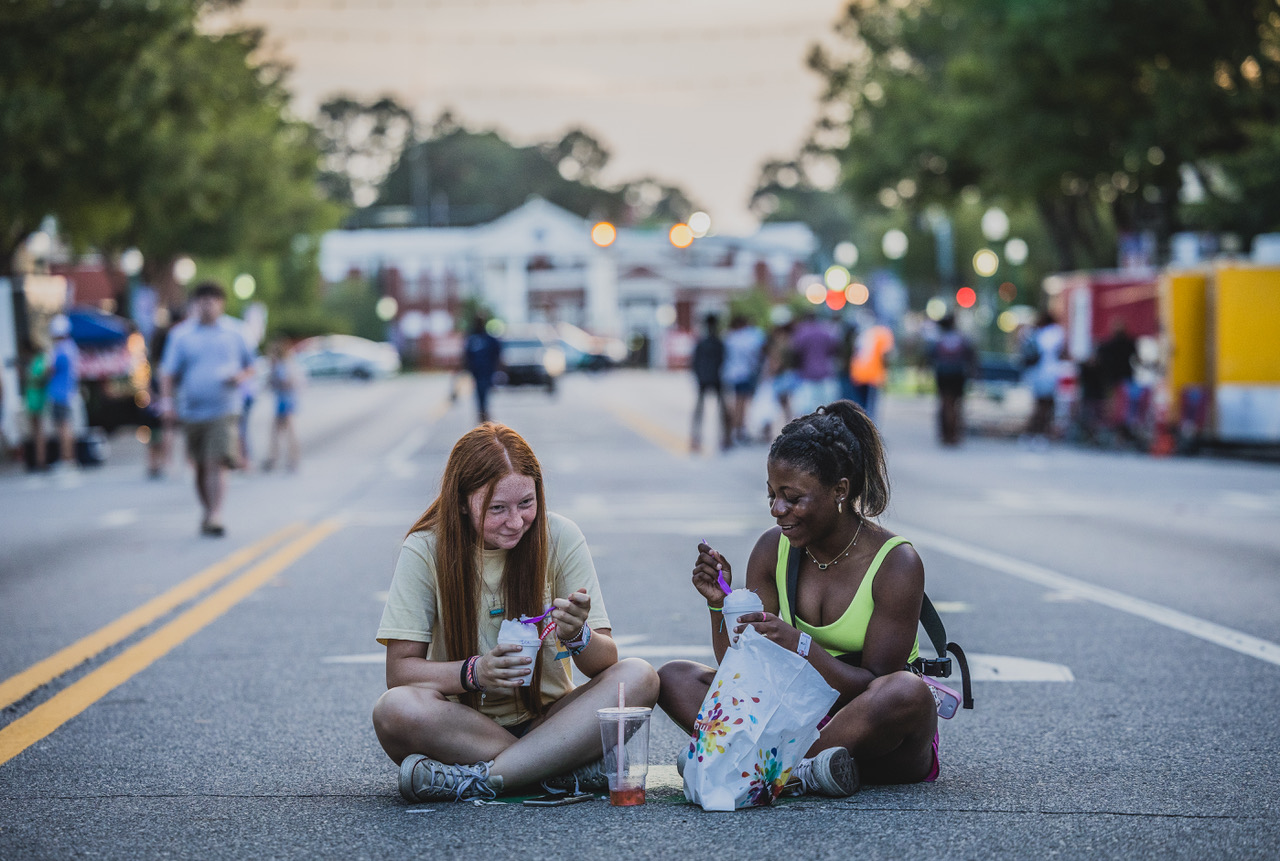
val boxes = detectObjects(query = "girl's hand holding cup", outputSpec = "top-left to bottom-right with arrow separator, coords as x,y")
479,642 -> 534,689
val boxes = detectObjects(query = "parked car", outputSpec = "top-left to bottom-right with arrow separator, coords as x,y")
294,335 -> 401,380
553,322 -> 627,371
495,325 -> 564,393
972,351 -> 1024,399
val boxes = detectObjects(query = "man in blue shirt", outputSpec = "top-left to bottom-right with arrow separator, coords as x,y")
159,281 -> 255,537
46,314 -> 80,470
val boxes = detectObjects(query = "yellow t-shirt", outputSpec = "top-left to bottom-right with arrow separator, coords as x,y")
376,512 -> 611,726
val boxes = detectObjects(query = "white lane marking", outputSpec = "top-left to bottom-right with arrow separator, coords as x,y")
101,509 -> 138,528
905,523 -> 1280,667
968,654 -> 1074,682
385,426 -> 427,479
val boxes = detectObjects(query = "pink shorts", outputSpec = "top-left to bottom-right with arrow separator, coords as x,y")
924,732 -> 940,783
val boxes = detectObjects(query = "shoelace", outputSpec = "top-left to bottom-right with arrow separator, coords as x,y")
413,758 -> 496,801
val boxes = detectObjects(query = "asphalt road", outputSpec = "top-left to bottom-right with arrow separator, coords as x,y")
2,370 -> 1278,860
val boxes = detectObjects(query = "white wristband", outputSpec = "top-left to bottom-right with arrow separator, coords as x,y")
796,632 -> 812,658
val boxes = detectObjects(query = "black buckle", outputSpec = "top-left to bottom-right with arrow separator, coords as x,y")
913,656 -> 952,678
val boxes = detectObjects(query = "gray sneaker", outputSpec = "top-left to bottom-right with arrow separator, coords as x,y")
398,754 -> 503,802
541,757 -> 610,794
782,747 -> 859,797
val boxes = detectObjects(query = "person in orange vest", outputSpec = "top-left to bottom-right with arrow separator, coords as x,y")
850,317 -> 895,423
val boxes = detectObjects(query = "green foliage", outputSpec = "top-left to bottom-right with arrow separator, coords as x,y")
802,0 -> 1280,272
315,101 -> 700,228
321,276 -> 386,342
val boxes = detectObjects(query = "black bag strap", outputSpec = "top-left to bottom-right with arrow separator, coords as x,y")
785,540 -> 974,710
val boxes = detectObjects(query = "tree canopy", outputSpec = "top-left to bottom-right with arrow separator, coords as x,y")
316,99 -> 700,229
792,0 -> 1280,274
0,0 -> 339,306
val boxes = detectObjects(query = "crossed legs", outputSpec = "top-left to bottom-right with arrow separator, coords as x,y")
373,657 -> 659,791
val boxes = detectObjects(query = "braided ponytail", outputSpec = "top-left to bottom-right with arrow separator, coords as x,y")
767,399 -> 890,517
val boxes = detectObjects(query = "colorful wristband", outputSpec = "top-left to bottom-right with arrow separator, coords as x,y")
796,632 -> 812,658
565,622 -> 591,655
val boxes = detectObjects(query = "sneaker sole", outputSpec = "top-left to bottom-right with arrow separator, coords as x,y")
821,748 -> 860,797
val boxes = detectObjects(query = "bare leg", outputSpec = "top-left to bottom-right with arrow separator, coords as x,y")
808,671 -> 937,784
58,418 -> 75,466
656,660 -> 716,734
31,416 -> 45,469
195,460 -> 227,525
373,658 -> 659,791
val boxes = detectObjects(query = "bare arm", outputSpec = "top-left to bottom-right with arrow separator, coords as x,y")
732,539 -> 924,706
384,639 -> 533,693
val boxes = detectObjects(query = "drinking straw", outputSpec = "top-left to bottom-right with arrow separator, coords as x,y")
703,538 -> 732,595
617,682 -> 626,787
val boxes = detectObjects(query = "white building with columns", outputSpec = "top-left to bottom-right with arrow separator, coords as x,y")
319,197 -> 817,366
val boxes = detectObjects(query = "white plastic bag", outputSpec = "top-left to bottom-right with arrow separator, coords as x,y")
682,627 -> 839,811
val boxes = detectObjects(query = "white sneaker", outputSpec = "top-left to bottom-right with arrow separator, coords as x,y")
398,755 -> 503,802
783,747 -> 859,797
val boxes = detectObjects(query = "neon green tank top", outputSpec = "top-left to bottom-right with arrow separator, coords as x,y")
775,535 -> 919,663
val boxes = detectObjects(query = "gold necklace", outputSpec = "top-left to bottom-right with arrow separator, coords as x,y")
805,518 -> 863,570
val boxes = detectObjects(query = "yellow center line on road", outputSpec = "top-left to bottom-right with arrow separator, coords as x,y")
0,518 -> 344,768
0,523 -> 307,712
605,403 -> 691,457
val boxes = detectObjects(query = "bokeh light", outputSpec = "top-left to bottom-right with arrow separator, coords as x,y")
834,241 -> 859,267
233,273 -> 256,300
688,211 -> 712,237
973,249 -> 999,278
375,296 -> 399,321
591,221 -> 617,247
805,281 -> 827,304
669,223 -> 694,248
1004,237 -> 1029,265
826,290 -> 847,311
881,229 -> 908,260
955,286 -> 977,308
925,298 -> 947,320
846,282 -> 870,305
998,281 -> 1018,303
824,265 -> 851,291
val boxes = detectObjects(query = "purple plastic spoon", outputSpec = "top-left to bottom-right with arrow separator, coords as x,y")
703,538 -> 733,594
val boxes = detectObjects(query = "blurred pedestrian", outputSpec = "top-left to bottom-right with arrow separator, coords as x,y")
789,309 -> 840,415
1096,320 -> 1138,442
372,422 -> 659,801
761,319 -> 799,439
722,313 -> 766,445
46,314 -> 80,471
235,364 -> 257,471
850,315 -> 895,424
262,338 -> 302,472
144,307 -> 183,479
837,318 -> 860,403
1022,310 -> 1066,446
22,343 -> 51,471
658,400 -> 941,797
927,315 -> 976,446
463,315 -> 502,424
159,281 -> 256,537
690,312 -> 730,452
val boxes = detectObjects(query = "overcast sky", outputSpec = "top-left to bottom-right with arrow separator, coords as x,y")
212,0 -> 850,235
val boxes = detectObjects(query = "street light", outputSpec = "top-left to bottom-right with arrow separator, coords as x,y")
591,221 -> 617,248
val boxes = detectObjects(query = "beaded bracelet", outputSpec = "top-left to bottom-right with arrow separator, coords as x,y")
707,605 -> 723,612
564,622 -> 592,655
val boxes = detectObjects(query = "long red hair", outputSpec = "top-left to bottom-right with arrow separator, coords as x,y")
406,422 -> 548,714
